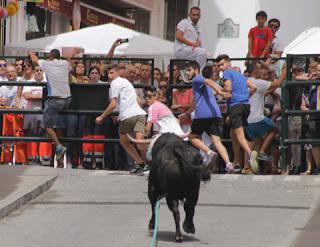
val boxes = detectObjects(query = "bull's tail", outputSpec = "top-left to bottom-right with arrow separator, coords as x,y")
173,145 -> 210,182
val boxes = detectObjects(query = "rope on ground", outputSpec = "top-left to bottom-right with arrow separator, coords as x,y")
150,200 -> 160,247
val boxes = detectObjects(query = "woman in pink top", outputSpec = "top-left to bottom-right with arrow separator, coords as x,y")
144,86 -> 185,160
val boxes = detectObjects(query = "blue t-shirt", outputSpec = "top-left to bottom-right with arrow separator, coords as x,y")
192,75 -> 222,119
223,69 -> 249,107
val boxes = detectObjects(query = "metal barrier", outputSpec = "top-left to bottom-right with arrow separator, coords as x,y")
281,54 -> 320,171
0,55 -> 319,172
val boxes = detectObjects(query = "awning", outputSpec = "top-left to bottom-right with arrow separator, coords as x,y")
37,0 -> 135,28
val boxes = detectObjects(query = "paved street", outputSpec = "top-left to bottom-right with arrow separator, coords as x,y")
0,170 -> 320,247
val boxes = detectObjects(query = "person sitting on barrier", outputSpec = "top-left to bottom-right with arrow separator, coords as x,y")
244,62 -> 286,173
174,6 -> 207,70
0,65 -> 27,164
248,10 -> 273,59
268,18 -> 284,59
216,54 -> 259,175
29,48 -> 81,166
21,65 -> 53,166
95,64 -> 148,174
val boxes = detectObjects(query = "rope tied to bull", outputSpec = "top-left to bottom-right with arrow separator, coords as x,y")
150,200 -> 160,247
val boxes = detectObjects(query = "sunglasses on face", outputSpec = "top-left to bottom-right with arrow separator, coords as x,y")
159,85 -> 167,89
0,64 -> 7,68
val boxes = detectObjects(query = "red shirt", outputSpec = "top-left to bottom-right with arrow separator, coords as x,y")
248,26 -> 273,58
172,89 -> 193,125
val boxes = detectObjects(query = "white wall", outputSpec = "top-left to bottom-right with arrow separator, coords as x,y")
150,0 -> 165,39
188,0 -> 320,59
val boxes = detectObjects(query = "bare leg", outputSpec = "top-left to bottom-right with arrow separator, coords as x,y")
189,134 -> 210,153
119,134 -> 144,165
46,127 -> 60,146
230,129 -> 242,166
211,135 -> 230,164
260,130 -> 276,154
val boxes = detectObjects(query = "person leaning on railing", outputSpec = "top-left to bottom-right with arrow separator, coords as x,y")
29,48 -> 82,166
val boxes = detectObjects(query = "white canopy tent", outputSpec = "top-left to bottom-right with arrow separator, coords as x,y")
283,27 -> 320,56
5,23 -> 174,60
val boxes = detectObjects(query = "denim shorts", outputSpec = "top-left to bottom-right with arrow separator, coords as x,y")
43,97 -> 71,129
245,117 -> 275,140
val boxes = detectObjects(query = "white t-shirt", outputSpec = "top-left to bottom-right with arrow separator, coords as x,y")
271,36 -> 284,54
174,18 -> 202,51
110,76 -> 146,121
247,78 -> 271,123
22,78 -> 47,110
147,101 -> 184,136
0,85 -> 17,107
39,59 -> 71,98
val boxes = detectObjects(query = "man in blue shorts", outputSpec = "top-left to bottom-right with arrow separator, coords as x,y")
185,61 -> 234,172
245,62 -> 286,163
216,54 -> 259,174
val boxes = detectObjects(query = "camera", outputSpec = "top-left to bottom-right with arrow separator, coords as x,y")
119,38 -> 129,44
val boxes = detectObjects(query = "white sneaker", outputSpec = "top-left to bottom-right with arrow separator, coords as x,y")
249,151 -> 259,174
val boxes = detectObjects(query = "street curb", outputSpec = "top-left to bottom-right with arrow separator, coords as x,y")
283,191 -> 320,247
0,175 -> 57,219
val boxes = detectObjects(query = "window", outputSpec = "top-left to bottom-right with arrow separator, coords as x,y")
165,0 -> 188,41
26,3 -> 51,40
133,10 -> 150,34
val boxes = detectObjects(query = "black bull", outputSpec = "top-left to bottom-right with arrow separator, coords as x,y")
148,133 -> 211,242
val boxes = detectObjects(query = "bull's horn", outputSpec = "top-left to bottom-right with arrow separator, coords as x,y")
178,131 -> 190,139
126,134 -> 152,144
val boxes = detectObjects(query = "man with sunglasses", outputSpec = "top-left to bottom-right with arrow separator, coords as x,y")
0,59 -> 7,81
268,18 -> 284,58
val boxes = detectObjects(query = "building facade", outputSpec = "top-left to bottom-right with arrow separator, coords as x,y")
1,0 -> 320,58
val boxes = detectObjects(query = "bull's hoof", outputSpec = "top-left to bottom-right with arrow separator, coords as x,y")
148,221 -> 155,231
183,220 -> 195,234
175,234 -> 183,242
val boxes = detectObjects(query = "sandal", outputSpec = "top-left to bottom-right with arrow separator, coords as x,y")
301,170 -> 312,175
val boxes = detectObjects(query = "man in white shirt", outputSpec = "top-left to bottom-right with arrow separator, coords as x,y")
245,62 -> 286,162
268,18 -> 284,58
174,6 -> 207,70
96,64 -> 147,174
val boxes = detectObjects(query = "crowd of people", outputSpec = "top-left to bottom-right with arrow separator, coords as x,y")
0,7 -> 319,175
